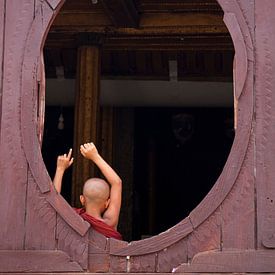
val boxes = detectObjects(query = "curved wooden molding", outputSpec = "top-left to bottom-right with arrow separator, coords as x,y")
224,12 -> 248,100
13,0 -> 256,270
20,0 -> 89,237
110,0 -> 254,257
111,217 -> 193,256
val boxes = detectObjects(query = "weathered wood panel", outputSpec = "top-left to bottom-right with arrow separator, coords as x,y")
175,250 -> 275,273
0,0 -> 5,131
220,0 -> 255,250
0,250 -> 83,272
24,171 -> 56,250
0,0 -> 34,250
255,0 -> 275,249
56,214 -> 89,270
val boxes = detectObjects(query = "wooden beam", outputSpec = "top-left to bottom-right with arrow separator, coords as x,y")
101,0 -> 139,27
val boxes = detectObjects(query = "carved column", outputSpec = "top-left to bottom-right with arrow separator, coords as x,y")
72,34 -> 103,207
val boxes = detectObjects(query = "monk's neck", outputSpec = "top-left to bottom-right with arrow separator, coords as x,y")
84,205 -> 103,221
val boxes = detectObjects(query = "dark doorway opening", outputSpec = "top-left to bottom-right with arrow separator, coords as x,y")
132,107 -> 234,239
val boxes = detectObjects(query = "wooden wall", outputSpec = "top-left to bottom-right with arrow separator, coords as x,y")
0,0 -> 275,274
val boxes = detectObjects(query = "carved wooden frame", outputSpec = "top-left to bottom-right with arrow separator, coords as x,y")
1,0 -> 275,273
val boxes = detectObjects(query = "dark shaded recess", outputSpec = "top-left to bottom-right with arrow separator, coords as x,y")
41,106 -> 234,240
133,107 -> 234,239
42,106 -> 74,203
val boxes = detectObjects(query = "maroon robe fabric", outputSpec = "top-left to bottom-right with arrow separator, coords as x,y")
74,208 -> 122,240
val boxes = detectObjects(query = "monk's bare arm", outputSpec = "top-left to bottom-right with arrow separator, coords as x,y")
80,143 -> 122,228
53,149 -> 74,193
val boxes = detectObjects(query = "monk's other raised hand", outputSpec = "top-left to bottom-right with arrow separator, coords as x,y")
56,148 -> 74,171
80,142 -> 99,161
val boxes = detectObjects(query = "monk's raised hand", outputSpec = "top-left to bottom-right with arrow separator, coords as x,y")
80,142 -> 99,161
56,148 -> 74,171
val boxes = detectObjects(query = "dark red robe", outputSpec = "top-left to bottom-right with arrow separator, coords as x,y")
74,208 -> 122,240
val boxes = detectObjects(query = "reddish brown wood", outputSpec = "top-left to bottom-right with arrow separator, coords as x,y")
111,217 -> 193,256
175,250 -> 275,273
88,253 -> 110,273
24,171 -> 56,250
156,239 -> 188,272
109,256 -> 127,273
0,0 -> 4,131
0,0 -> 34,250
0,251 -> 83,272
255,0 -> 275,249
56,214 -> 89,270
1,0 -> 275,274
129,254 -> 156,273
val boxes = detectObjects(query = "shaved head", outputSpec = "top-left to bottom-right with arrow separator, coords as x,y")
82,178 -> 110,205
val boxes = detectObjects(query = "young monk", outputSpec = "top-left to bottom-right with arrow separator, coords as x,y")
53,142 -> 122,240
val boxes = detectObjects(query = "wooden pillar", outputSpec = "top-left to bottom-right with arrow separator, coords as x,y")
72,34 -> 102,207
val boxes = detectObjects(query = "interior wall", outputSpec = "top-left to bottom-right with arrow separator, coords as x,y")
45,79 -> 233,107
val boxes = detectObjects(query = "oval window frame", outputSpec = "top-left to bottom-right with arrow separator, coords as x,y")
20,0 -> 253,260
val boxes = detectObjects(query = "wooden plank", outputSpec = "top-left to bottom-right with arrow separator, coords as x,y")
111,217 -> 193,256
187,210 -> 221,261
221,138 -> 255,249
130,254 -> 156,273
0,0 -> 34,250
0,0 -> 5,131
175,250 -> 275,273
0,250 -> 82,272
157,239 -> 188,272
88,253 -> 110,272
24,171 -> 56,250
255,0 -> 275,248
56,214 -> 89,270
89,228 -> 109,251
109,256 -> 127,273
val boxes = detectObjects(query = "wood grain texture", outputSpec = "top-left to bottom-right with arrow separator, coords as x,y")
223,13 -> 247,100
0,250 -> 83,272
129,254 -> 156,273
187,209 -> 221,261
221,135 -> 255,249
0,0 -> 5,131
88,253 -> 110,272
255,0 -> 275,249
0,0 -> 34,250
189,0 -> 253,229
72,45 -> 101,207
111,217 -> 193,256
175,250 -> 275,273
24,171 -> 56,250
56,214 -> 89,270
157,239 -> 188,272
109,256 -> 127,273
